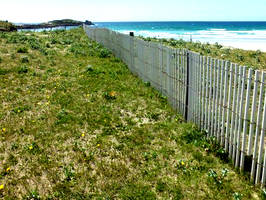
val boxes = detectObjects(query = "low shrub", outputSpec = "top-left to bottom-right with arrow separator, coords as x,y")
17,46 -> 28,53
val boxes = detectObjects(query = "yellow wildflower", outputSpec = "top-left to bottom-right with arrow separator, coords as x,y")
181,161 -> 185,166
0,184 -> 4,190
97,144 -> 100,147
2,128 -> 6,132
109,91 -> 116,97
18,110 -> 21,113
6,167 -> 10,172
81,133 -> 85,137
29,145 -> 33,150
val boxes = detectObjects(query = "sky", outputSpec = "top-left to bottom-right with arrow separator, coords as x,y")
0,0 -> 266,23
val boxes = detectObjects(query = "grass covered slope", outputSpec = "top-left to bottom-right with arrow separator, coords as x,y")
0,28 -> 262,199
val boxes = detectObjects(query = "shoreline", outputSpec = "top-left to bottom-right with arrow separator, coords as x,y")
126,31 -> 266,52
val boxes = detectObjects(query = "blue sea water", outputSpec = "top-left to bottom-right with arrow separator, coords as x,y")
94,21 -> 266,51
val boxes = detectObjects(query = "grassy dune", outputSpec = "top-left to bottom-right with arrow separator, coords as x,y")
139,36 -> 266,70
0,28 -> 263,199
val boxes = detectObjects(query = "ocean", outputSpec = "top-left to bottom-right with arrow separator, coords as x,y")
94,21 -> 266,51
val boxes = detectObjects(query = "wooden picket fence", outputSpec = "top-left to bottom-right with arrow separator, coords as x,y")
83,25 -> 266,185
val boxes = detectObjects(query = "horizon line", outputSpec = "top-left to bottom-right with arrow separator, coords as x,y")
5,20 -> 266,24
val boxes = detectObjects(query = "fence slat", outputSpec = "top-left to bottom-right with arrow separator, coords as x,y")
251,71 -> 265,183
207,58 -> 213,136
232,66 -> 243,164
260,93 -> 266,185
211,59 -> 220,139
229,65 -> 238,157
217,61 -> 223,144
240,68 -> 253,171
255,72 -> 266,184
220,61 -> 227,146
201,56 -> 205,129
247,71 -> 260,156
235,67 -> 246,168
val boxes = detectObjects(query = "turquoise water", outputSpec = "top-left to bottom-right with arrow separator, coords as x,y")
94,22 -> 266,51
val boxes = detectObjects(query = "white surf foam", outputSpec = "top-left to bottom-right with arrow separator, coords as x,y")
117,29 -> 266,52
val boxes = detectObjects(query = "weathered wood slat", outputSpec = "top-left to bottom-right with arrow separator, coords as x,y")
240,68 -> 253,171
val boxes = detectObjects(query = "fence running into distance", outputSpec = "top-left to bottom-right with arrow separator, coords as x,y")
83,25 -> 266,185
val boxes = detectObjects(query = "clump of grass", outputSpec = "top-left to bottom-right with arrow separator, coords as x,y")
16,46 -> 28,53
99,48 -> 111,58
17,65 -> 28,74
24,190 -> 40,200
207,168 -> 229,187
21,56 -> 29,63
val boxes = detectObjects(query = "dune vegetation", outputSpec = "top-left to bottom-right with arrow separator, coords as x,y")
0,21 -> 17,32
0,27 -> 264,199
139,36 -> 266,70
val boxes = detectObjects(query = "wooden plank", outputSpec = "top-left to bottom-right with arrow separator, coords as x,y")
159,43 -> 163,94
198,55 -> 202,127
207,58 -> 213,136
229,64 -> 238,158
223,62 -> 230,149
215,60 -> 221,140
191,53 -> 194,122
211,59 -> 217,137
251,71 -> 264,183
183,49 -> 187,117
181,50 -> 184,116
200,56 -> 204,128
232,66 -> 243,164
191,52 -> 194,122
173,49 -> 176,111
235,67 -> 246,167
187,52 -> 191,121
219,61 -> 225,145
177,49 -> 180,113
205,57 -> 210,133
193,53 -> 196,122
260,93 -> 266,185
255,72 -> 266,184
196,53 -> 199,124
194,54 -> 198,122
247,71 -> 260,155
200,56 -> 205,129
240,68 -> 253,171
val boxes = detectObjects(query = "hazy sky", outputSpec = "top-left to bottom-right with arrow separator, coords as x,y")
1,0 -> 266,23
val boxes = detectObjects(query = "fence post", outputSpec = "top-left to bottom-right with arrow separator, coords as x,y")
185,51 -> 190,121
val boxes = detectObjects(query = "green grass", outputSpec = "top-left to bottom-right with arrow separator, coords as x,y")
0,28 -> 263,199
139,36 -> 266,70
